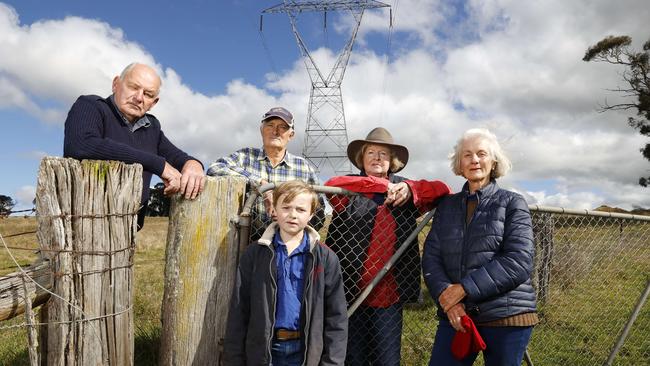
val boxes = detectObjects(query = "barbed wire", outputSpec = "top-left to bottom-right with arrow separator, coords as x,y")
1,230 -> 38,238
0,230 -> 107,344
0,305 -> 133,331
2,206 -> 140,219
1,244 -> 134,255
40,210 -> 139,219
2,208 -> 36,216
1,262 -> 135,281
0,206 -> 138,346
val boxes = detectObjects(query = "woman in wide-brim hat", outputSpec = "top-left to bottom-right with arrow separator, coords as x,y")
324,127 -> 452,366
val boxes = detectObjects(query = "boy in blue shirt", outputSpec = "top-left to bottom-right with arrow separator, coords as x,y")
224,180 -> 347,365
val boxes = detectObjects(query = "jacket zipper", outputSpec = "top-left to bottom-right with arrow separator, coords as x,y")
266,245 -> 277,364
460,193 -> 480,277
301,249 -> 315,366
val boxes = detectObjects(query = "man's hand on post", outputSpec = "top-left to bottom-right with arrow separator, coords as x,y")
180,160 -> 206,200
161,162 -> 182,196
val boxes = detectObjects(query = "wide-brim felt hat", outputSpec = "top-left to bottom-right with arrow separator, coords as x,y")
347,127 -> 409,173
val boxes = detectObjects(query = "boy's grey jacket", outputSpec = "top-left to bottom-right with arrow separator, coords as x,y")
223,223 -> 348,366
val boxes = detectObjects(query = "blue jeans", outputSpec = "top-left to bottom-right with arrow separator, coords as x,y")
428,320 -> 533,366
346,304 -> 403,366
271,339 -> 303,366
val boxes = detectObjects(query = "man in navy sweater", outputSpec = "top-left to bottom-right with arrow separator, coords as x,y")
63,63 -> 205,229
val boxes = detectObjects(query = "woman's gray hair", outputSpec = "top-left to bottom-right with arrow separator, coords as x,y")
355,143 -> 405,174
449,128 -> 512,179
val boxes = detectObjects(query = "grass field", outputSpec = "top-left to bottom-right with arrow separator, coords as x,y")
0,217 -> 167,365
1,216 -> 649,365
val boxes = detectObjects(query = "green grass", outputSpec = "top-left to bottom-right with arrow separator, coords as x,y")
2,216 -> 649,365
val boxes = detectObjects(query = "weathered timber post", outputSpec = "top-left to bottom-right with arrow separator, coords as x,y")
160,176 -> 246,366
532,212 -> 554,306
0,260 -> 51,321
36,157 -> 142,366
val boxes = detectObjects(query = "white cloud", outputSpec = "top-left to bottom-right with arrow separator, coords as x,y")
524,190 -> 602,211
0,2 -> 157,123
20,150 -> 48,160
14,185 -> 35,208
0,1 -> 649,211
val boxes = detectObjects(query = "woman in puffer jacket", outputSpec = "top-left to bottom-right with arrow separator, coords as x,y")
422,128 -> 538,366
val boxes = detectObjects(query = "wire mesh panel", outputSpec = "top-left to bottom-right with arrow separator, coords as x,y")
242,185 -> 650,366
325,190 -> 423,365
528,211 -> 650,366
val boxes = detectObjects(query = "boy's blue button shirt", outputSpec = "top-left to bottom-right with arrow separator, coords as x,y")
273,230 -> 309,331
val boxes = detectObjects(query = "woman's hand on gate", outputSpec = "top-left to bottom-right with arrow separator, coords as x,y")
386,182 -> 412,207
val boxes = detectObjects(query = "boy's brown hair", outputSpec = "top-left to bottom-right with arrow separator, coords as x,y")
272,180 -> 320,214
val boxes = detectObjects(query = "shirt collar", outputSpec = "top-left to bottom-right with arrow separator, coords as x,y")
257,147 -> 294,168
109,94 -> 151,132
273,230 -> 309,254
461,179 -> 498,198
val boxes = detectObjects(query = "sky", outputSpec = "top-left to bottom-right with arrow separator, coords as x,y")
1,0 -> 649,212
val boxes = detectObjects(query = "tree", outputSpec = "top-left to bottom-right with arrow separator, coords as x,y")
583,35 -> 650,186
0,195 -> 16,217
147,183 -> 170,217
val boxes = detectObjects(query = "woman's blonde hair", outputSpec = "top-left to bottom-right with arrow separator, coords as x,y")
449,128 -> 512,179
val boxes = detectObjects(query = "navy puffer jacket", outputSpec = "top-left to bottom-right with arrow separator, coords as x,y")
422,180 -> 537,323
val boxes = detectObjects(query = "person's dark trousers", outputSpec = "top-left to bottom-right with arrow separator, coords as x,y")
271,339 -> 303,366
136,206 -> 146,231
346,303 -> 403,366
428,320 -> 533,366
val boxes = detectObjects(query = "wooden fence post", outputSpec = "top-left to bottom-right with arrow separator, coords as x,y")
36,157 -> 142,365
532,212 -> 554,306
0,260 -> 51,322
159,176 -> 246,366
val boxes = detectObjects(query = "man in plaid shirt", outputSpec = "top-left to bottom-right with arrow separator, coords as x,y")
207,107 -> 324,240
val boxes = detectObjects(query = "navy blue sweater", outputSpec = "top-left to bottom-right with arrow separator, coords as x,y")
63,95 -> 199,225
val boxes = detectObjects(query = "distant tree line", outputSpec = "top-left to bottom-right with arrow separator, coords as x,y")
147,183 -> 170,217
0,195 -> 16,217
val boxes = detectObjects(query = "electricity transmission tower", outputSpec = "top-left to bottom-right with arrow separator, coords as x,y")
262,0 -> 390,174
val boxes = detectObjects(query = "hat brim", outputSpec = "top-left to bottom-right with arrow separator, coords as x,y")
347,139 -> 409,173
261,114 -> 294,129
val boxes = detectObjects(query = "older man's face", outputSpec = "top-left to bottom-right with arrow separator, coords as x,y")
261,118 -> 294,151
112,65 -> 161,122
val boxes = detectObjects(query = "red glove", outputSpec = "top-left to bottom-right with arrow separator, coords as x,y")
451,315 -> 486,360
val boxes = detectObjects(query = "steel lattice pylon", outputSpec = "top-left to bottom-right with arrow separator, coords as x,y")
263,0 -> 390,174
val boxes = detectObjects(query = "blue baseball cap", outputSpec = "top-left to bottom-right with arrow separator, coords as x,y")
261,107 -> 294,129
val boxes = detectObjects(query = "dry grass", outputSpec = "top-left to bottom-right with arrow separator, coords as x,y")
0,217 -> 39,275
0,216 -> 169,365
2,215 -> 649,365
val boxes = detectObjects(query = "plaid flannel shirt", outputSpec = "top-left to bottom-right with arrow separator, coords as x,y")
207,147 -> 323,236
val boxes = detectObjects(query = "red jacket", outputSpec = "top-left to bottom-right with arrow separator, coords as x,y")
325,174 -> 451,306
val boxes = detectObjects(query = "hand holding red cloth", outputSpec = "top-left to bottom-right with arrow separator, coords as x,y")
451,315 -> 486,360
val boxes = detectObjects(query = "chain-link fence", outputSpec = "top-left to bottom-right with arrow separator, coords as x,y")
246,184 -> 650,365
